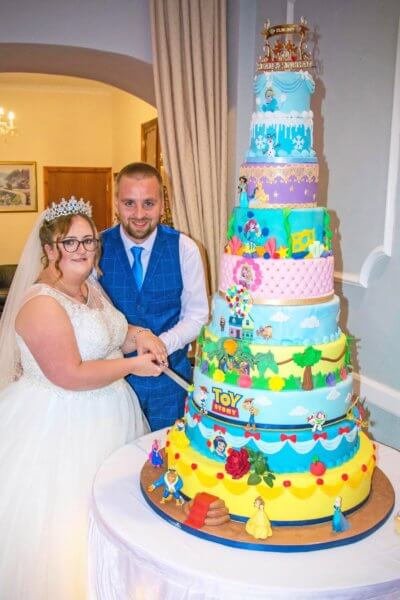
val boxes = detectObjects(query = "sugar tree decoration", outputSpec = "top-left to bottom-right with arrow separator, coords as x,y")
292,346 -> 322,390
291,344 -> 348,391
226,213 -> 235,240
282,208 -> 293,256
235,343 -> 257,370
323,209 -> 333,252
344,335 -> 355,369
247,449 -> 275,487
254,350 -> 279,378
202,338 -> 221,359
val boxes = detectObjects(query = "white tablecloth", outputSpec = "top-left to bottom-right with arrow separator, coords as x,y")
88,432 -> 400,600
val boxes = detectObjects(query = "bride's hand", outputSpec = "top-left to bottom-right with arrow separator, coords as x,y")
130,353 -> 164,377
135,330 -> 168,366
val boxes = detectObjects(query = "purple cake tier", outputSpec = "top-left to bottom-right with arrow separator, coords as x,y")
239,162 -> 318,208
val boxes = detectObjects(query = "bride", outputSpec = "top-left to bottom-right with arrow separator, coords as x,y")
0,197 -> 166,599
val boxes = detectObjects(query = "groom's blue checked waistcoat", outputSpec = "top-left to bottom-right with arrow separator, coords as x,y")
99,224 -> 191,431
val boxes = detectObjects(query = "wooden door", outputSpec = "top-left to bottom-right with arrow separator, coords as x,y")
43,166 -> 112,231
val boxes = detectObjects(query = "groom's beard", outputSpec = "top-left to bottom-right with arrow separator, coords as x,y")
122,218 -> 157,242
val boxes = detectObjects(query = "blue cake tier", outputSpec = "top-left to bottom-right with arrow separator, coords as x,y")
254,71 -> 315,113
191,371 -> 353,425
246,70 -> 316,162
184,396 -> 359,474
210,294 -> 341,346
227,206 -> 329,258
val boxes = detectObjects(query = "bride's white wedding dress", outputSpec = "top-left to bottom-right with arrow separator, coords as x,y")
0,281 -> 149,599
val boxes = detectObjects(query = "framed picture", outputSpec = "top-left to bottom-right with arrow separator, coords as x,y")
0,161 -> 37,213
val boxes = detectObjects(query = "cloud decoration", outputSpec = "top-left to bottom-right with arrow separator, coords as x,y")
327,388 -> 340,401
289,405 -> 308,416
271,311 -> 290,323
257,396 -> 272,407
300,316 -> 320,329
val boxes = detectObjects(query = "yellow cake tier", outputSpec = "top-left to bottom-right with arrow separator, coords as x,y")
198,328 -> 349,386
166,431 -> 375,522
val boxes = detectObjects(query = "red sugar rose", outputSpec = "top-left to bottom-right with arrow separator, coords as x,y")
225,448 -> 251,479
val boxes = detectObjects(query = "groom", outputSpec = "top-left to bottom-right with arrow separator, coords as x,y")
99,162 -> 208,431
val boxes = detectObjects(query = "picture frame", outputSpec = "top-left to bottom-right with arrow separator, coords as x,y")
0,161 -> 37,213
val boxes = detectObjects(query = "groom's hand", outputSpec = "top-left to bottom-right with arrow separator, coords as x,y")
135,330 -> 168,366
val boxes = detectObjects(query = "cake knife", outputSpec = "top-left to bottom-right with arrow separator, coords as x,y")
162,365 -> 192,392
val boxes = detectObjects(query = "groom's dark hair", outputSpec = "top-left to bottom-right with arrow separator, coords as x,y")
116,162 -> 163,188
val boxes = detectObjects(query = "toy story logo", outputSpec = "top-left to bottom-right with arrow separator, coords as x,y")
211,386 -> 242,417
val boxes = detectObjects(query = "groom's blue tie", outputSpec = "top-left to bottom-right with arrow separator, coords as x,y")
131,246 -> 144,289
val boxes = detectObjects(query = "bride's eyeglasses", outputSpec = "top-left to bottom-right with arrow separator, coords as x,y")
55,237 -> 99,253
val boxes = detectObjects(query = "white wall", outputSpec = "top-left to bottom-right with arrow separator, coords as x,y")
252,0 -> 400,447
0,0 -> 152,63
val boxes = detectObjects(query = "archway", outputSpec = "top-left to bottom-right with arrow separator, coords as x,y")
0,43 -> 157,264
0,43 -> 155,106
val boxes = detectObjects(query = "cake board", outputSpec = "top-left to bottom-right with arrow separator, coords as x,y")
140,457 -> 395,552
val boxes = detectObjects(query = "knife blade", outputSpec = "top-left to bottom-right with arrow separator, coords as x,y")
162,365 -> 193,392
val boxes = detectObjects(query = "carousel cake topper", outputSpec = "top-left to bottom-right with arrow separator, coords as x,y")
257,16 -> 313,72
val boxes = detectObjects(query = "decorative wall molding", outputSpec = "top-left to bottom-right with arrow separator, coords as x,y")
353,372 -> 400,417
335,16 -> 400,288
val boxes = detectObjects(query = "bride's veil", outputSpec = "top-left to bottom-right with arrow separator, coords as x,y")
0,212 -> 45,390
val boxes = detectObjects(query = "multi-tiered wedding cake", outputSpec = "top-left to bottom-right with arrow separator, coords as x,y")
164,20 -> 375,527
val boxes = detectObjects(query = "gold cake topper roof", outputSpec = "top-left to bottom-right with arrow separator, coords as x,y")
257,17 -> 314,72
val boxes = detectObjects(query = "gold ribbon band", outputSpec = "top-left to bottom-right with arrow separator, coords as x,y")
218,290 -> 334,306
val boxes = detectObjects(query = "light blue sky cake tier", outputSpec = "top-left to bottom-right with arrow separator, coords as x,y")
185,395 -> 359,474
209,294 -> 341,346
226,206 -> 330,259
246,71 -> 317,162
191,370 -> 353,426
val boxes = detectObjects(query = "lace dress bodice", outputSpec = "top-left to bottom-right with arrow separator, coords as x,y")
18,281 -> 129,384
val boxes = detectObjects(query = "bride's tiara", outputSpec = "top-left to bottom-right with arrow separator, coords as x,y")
44,196 -> 92,223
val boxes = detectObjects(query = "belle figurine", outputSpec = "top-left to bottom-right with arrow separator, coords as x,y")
245,496 -> 272,540
169,418 -> 190,448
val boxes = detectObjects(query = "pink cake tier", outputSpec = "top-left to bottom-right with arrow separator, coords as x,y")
219,253 -> 334,304
240,162 -> 318,208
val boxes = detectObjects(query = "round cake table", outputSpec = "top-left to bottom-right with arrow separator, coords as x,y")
88,431 -> 400,600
